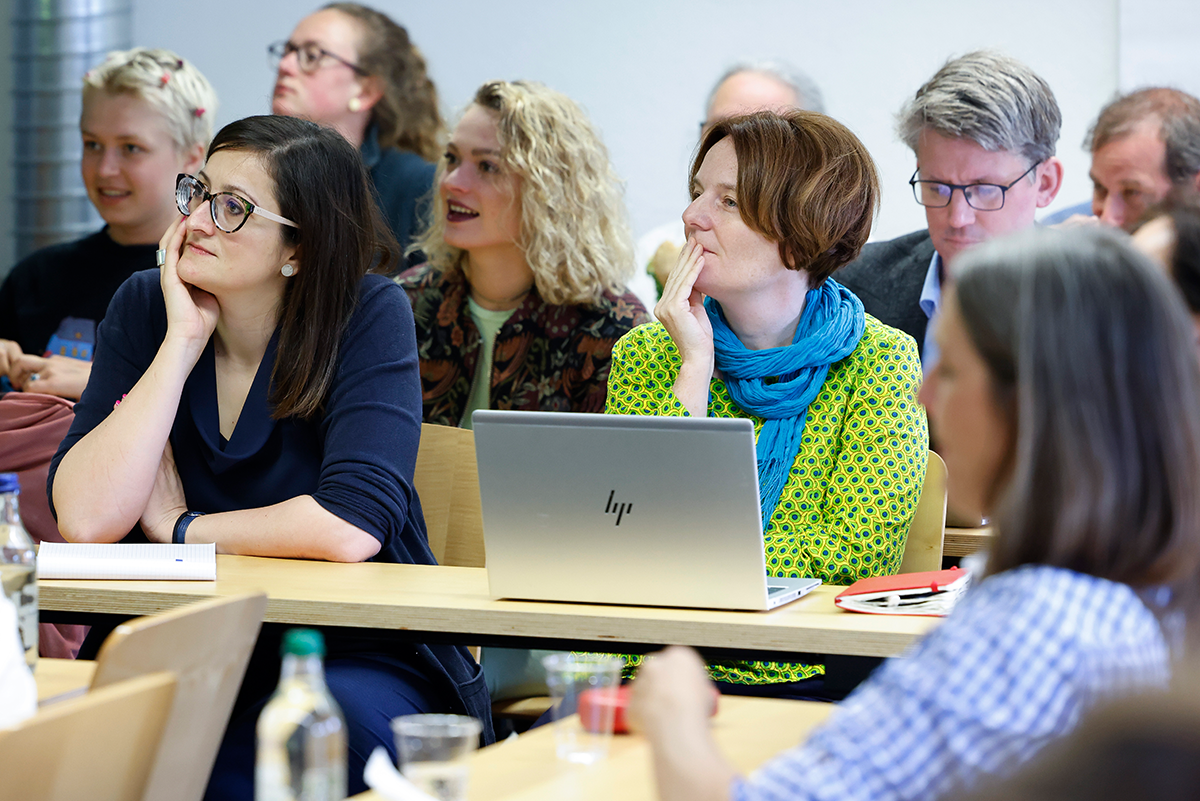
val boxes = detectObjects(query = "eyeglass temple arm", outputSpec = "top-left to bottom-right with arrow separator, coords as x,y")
253,206 -> 299,229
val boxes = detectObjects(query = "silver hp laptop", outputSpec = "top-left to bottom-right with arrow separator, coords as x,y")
472,410 -> 820,611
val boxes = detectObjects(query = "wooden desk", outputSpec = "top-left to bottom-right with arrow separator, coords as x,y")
35,658 -> 95,706
943,527 -> 993,558
41,555 -> 937,660
355,695 -> 831,801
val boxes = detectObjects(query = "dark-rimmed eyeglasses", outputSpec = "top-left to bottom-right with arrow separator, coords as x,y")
909,161 -> 1042,211
176,174 -> 298,234
267,40 -> 368,76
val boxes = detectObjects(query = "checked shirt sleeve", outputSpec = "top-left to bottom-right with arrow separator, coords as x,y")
731,567 -> 1170,801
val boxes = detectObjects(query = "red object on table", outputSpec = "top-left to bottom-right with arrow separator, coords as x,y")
578,683 -> 721,734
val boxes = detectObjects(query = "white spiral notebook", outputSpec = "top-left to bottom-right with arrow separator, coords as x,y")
37,542 -> 217,581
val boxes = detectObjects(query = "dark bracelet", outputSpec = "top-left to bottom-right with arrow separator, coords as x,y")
173,511 -> 204,544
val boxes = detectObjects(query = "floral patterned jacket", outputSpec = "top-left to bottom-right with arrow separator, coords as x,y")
397,264 -> 650,426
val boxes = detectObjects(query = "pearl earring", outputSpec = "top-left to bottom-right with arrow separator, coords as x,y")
281,264 -> 295,277
348,97 -> 363,113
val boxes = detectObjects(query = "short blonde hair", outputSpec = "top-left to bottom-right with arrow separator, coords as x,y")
412,80 -> 634,306
83,48 -> 218,152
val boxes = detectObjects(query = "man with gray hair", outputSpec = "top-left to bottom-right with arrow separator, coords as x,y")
705,60 -> 825,124
839,51 -> 1064,369
1082,87 -> 1200,231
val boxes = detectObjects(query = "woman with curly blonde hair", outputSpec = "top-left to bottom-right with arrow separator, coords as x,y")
400,80 -> 649,427
270,3 -> 441,268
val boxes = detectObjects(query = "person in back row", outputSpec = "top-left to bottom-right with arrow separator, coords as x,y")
607,110 -> 927,698
1132,194 -> 1200,336
0,48 -> 215,399
399,80 -> 649,429
630,227 -> 1200,801
838,50 -> 1064,370
271,2 -> 441,271
636,60 -> 826,309
1045,87 -> 1200,228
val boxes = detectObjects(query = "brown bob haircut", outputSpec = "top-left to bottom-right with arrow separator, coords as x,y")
955,227 -> 1200,635
691,109 -> 879,286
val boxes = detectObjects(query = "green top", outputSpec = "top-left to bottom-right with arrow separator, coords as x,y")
459,297 -> 516,430
605,315 -> 928,684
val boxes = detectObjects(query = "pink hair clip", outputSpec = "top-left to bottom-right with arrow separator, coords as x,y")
193,107 -> 205,118
160,73 -> 170,86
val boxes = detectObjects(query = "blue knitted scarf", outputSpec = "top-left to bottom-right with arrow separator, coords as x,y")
705,279 -> 865,530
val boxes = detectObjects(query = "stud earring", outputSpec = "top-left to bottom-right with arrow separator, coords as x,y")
281,264 -> 295,277
347,97 -> 363,113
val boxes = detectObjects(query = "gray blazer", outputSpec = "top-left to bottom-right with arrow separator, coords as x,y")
835,229 -> 936,359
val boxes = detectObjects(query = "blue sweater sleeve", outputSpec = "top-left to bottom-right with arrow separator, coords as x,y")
312,276 -> 426,554
48,269 -> 164,520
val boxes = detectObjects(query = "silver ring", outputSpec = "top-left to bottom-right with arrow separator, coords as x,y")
28,373 -> 40,382
156,249 -> 167,266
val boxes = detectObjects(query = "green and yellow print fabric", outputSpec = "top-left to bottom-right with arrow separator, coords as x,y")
605,315 -> 928,684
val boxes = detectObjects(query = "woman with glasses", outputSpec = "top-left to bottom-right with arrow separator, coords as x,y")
628,227 -> 1200,801
0,48 -> 215,400
270,2 -> 441,271
48,115 -> 490,799
607,110 -> 926,699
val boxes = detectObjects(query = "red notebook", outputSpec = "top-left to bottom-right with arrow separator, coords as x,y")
834,566 -> 971,616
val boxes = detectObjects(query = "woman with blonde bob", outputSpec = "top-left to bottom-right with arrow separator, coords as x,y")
1,47 -> 216,399
629,227 -> 1200,801
399,80 -> 649,427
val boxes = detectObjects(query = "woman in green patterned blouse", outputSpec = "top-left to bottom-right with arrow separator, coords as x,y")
607,110 -> 928,696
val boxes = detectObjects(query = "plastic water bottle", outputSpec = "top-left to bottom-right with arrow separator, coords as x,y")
256,628 -> 347,801
0,473 -> 37,669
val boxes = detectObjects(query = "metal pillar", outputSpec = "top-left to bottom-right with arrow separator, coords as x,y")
12,0 -> 131,259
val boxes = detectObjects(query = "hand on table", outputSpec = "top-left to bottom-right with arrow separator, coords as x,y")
629,646 -> 736,801
628,646 -> 716,740
654,239 -> 714,417
10,353 -> 92,400
140,440 -> 188,543
0,339 -> 24,383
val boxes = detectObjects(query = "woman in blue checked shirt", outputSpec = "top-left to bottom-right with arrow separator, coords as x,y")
628,226 -> 1200,801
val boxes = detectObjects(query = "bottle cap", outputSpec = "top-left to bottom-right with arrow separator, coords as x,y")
282,628 -> 325,657
0,474 -> 19,495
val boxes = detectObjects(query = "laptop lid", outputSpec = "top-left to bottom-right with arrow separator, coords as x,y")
472,410 -> 797,611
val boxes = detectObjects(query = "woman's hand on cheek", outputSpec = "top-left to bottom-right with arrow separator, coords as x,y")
655,240 -> 715,416
656,239 -> 714,360
159,217 -> 219,350
140,440 -> 189,543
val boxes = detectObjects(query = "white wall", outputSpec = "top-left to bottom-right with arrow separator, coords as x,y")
0,0 -> 1158,280
129,0 -> 1119,245
1119,0 -> 1200,97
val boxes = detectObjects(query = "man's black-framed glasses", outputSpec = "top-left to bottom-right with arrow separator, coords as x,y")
267,40 -> 368,76
909,161 -> 1042,211
176,174 -> 298,234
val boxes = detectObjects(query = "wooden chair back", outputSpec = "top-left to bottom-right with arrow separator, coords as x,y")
899,450 -> 948,573
414,423 -> 485,568
0,671 -> 176,801
89,593 -> 267,801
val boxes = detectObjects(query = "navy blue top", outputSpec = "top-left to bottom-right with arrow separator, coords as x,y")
361,127 -> 435,276
48,270 -> 493,736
